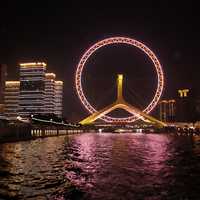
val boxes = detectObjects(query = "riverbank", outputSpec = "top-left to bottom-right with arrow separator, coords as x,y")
1,123 -> 200,144
0,126 -> 84,144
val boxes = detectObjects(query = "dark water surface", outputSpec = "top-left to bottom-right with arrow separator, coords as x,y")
1,133 -> 200,200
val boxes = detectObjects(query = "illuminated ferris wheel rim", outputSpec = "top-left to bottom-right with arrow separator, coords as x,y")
75,37 -> 164,123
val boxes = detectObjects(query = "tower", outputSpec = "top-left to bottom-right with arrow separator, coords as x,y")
54,81 -> 63,118
0,64 -> 7,104
0,64 -> 7,116
176,88 -> 194,122
45,73 -> 56,115
159,99 -> 176,122
4,81 -> 20,120
19,62 -> 46,117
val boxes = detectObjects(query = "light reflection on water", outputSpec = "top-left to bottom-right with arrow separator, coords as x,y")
0,133 -> 200,199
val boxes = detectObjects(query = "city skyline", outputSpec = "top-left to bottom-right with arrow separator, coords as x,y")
3,62 -> 63,120
1,3 -> 200,199
0,2 -> 200,121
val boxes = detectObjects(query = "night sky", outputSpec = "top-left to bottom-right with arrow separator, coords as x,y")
0,1 -> 199,121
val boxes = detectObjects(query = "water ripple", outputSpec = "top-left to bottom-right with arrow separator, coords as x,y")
0,133 -> 200,199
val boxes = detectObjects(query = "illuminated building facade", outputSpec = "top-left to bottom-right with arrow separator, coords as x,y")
45,73 -> 56,115
159,99 -> 176,122
168,100 -> 176,121
4,81 -> 20,120
194,97 -> 200,121
159,100 -> 167,122
0,64 -> 7,118
54,81 -> 63,117
159,89 -> 200,122
178,89 -> 189,98
176,88 -> 195,122
0,64 -> 7,104
19,62 -> 46,117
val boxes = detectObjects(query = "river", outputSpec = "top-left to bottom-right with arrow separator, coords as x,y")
0,133 -> 200,200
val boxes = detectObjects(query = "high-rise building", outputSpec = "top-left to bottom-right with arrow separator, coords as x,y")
0,64 -> 7,104
54,81 -> 63,118
4,81 -> 20,120
159,99 -> 176,122
19,62 -> 46,117
176,88 -> 195,122
168,99 -> 176,121
45,73 -> 56,115
159,100 -> 168,122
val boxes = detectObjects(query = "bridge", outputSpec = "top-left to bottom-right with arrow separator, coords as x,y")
80,74 -> 167,128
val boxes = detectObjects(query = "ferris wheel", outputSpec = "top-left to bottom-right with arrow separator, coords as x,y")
75,37 -> 164,124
